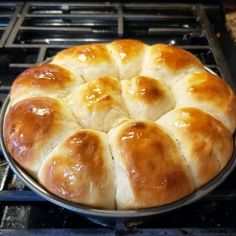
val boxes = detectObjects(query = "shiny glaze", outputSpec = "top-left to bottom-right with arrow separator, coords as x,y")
186,72 -> 235,109
110,39 -> 145,63
151,44 -> 203,72
39,130 -> 113,208
11,64 -> 73,91
172,108 -> 233,169
117,120 -> 194,207
80,77 -> 123,111
55,44 -> 112,64
3,97 -> 62,172
131,76 -> 165,104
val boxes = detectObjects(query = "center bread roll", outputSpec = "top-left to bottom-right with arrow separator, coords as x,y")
68,76 -> 129,132
108,120 -> 195,209
121,75 -> 175,120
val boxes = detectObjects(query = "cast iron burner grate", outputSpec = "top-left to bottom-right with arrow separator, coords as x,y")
0,2 -> 236,235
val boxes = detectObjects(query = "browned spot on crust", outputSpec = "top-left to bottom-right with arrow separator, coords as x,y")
151,44 -> 204,72
11,64 -> 73,93
133,76 -> 165,104
80,77 -> 122,111
55,44 -> 112,64
110,39 -> 145,63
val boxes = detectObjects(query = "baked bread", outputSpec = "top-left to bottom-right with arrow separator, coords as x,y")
3,39 -> 236,210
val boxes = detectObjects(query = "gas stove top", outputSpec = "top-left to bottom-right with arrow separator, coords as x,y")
0,2 -> 236,235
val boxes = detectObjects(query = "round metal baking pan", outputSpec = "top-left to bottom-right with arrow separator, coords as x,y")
1,65 -> 236,219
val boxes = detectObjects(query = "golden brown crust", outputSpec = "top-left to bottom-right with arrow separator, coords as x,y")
130,76 -> 165,104
157,107 -> 233,187
115,120 -> 194,207
38,129 -> 114,209
54,44 -> 112,64
69,76 -> 129,132
79,76 -> 122,111
186,72 -> 236,125
11,64 -> 73,95
3,97 -> 73,175
150,44 -> 204,72
110,39 -> 146,63
186,72 -> 234,105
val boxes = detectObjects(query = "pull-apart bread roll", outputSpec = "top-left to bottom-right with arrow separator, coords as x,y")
107,39 -> 147,80
38,129 -> 115,209
10,64 -> 83,105
51,44 -> 118,82
141,44 -> 205,85
3,97 -> 78,177
157,108 -> 233,188
121,75 -> 175,120
68,76 -> 129,132
3,39 -> 236,210
172,71 -> 236,133
108,120 -> 194,209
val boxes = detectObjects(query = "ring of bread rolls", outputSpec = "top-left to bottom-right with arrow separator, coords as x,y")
3,39 -> 236,209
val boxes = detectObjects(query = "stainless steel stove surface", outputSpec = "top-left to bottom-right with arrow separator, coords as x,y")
0,2 -> 236,235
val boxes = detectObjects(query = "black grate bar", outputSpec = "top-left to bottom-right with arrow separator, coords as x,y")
195,5 -> 235,90
25,14 -> 118,18
117,5 -> 123,38
37,46 -> 47,64
1,228 -> 236,236
19,27 -> 94,32
124,14 -> 196,20
148,28 -> 202,33
0,190 -> 44,201
0,2 -> 23,47
0,229 -> 114,236
0,166 -> 9,191
124,3 -> 195,8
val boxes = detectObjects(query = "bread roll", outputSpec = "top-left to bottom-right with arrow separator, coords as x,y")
38,129 -> 115,209
108,39 -> 147,80
157,107 -> 233,188
121,75 -> 175,120
141,44 -> 205,85
108,120 -> 195,209
10,64 -> 83,105
51,44 -> 118,82
3,39 -> 236,210
172,71 -> 236,133
68,76 -> 129,132
3,97 -> 79,177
